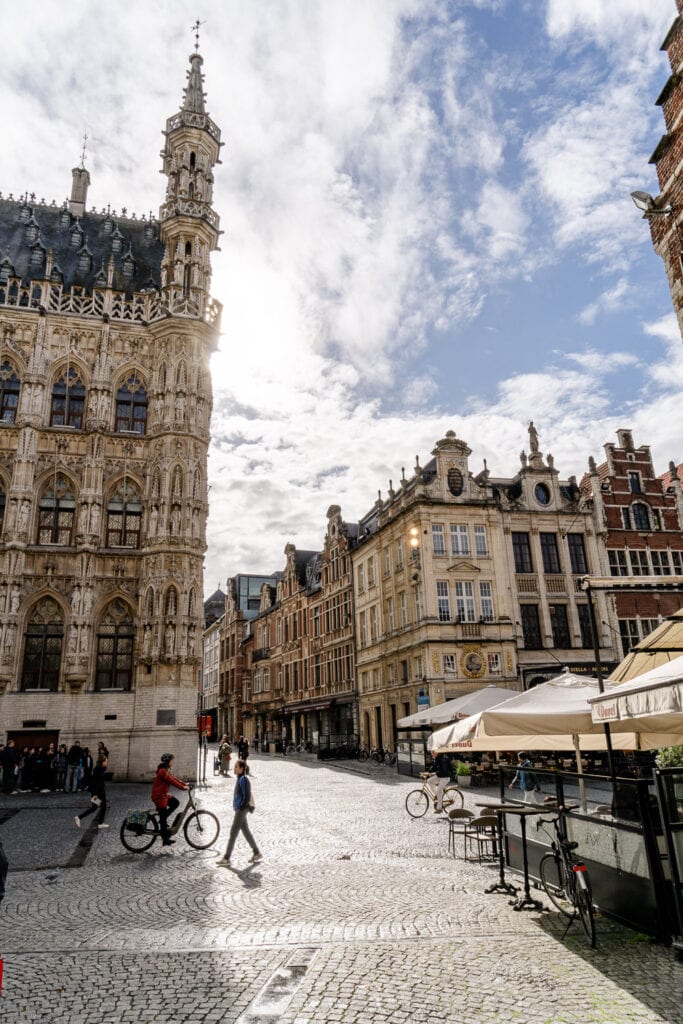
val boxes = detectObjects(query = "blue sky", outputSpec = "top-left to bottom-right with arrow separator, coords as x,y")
0,0 -> 681,593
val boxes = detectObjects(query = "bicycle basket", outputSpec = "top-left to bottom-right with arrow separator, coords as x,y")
125,810 -> 149,832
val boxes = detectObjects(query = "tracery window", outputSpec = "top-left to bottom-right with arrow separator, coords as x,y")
115,375 -> 147,434
106,482 -> 142,548
95,599 -> 135,691
21,597 -> 64,691
37,475 -> 76,545
0,362 -> 21,423
50,367 -> 85,428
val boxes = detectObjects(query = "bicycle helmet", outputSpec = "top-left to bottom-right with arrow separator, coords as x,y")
160,752 -> 174,765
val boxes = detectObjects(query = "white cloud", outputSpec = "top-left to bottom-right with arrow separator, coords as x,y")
578,277 -> 630,325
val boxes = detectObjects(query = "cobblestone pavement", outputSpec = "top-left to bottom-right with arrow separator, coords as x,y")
0,754 -> 679,1023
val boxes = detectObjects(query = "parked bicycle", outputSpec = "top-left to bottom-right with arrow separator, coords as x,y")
405,772 -> 464,817
357,746 -> 370,762
120,786 -> 220,853
535,805 -> 596,948
383,749 -> 397,767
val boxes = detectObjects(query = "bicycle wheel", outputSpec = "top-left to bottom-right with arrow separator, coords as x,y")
358,749 -> 368,762
405,789 -> 429,818
576,885 -> 596,947
539,852 -> 573,917
120,815 -> 158,853
184,810 -> 220,849
441,785 -> 464,811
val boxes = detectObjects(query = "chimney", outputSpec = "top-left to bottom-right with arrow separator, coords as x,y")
69,166 -> 91,217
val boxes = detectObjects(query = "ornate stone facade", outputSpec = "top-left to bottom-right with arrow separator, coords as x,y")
0,51 -> 221,779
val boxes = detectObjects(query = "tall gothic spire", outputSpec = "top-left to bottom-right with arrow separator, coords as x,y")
183,53 -> 206,116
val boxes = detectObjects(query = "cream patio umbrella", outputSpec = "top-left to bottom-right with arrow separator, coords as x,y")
396,685 -> 519,728
428,671 -> 644,810
589,655 -> 683,742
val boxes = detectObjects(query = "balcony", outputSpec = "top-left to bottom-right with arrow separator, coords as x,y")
516,573 -> 538,594
544,575 -> 567,594
459,622 -> 481,639
253,648 -> 270,663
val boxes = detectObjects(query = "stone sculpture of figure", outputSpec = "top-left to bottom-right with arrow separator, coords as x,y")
528,421 -> 539,453
187,628 -> 196,656
9,585 -> 20,614
176,393 -> 186,422
149,504 -> 159,537
170,505 -> 181,535
68,626 -> 78,654
143,625 -> 152,657
520,449 -> 527,468
18,499 -> 30,535
546,452 -> 554,469
0,587 -> 6,614
165,623 -> 175,657
670,460 -> 678,477
588,455 -> 597,473
82,587 -> 95,616
4,622 -> 16,654
71,584 -> 82,617
89,503 -> 101,535
191,507 -> 200,539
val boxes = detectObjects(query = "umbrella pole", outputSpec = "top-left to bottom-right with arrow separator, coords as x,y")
573,734 -> 587,813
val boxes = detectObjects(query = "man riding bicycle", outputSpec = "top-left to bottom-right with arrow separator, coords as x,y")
151,753 -> 189,846
428,751 -> 453,812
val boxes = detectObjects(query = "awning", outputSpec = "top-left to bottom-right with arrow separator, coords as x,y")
589,654 -> 683,739
283,700 -> 332,714
396,685 -> 519,728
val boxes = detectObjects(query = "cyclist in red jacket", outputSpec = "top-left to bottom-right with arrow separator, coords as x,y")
151,753 -> 189,846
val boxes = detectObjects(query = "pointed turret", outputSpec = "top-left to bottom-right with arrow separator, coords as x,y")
159,51 -> 222,321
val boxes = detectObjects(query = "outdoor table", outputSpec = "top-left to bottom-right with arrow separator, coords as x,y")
476,802 -> 552,912
475,802 -> 518,898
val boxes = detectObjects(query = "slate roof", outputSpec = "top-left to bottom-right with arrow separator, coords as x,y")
0,198 -> 164,296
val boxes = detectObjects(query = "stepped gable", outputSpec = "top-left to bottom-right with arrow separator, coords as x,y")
0,197 -> 164,295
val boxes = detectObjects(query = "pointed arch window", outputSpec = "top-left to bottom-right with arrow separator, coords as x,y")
95,599 -> 135,691
145,587 -> 155,618
21,597 -> 64,691
38,474 -> 76,545
115,374 -> 147,433
0,361 -> 21,423
50,367 -> 85,428
107,481 -> 142,548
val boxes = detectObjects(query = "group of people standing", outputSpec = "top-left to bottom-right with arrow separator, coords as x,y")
1,739 -> 105,795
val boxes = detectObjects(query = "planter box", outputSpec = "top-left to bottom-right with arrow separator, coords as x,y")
457,775 -> 471,787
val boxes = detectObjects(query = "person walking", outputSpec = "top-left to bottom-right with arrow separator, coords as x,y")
52,744 -> 68,791
74,752 -> 109,830
1,740 -> 17,794
66,741 -> 82,792
218,735 -> 231,776
81,747 -> 94,792
151,753 -> 189,846
237,736 -> 249,761
215,759 -> 262,868
508,752 -> 541,804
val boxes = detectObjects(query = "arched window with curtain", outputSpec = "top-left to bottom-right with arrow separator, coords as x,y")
106,481 -> 143,548
50,367 -> 86,428
0,361 -> 21,423
37,475 -> 76,545
95,599 -> 135,691
21,597 -> 64,691
115,374 -> 147,434
631,502 -> 651,532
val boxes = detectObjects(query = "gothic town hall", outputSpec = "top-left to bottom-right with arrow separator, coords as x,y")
0,50 -> 221,779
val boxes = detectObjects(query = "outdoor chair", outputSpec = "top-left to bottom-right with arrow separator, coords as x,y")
447,807 -> 474,855
463,814 -> 498,863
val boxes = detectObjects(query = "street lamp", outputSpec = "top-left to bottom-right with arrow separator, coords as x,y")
630,190 -> 673,217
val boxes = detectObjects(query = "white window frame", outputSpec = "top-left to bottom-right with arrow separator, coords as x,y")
474,524 -> 488,556
443,654 -> 456,675
479,581 -> 494,622
399,591 -> 408,626
455,580 -> 476,622
432,524 -> 446,556
487,653 -> 501,675
450,524 -> 470,556
436,581 -> 450,622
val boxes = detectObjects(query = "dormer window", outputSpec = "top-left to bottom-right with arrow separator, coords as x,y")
103,215 -> 114,235
70,224 -> 83,249
0,257 -> 15,285
19,204 -> 32,224
111,228 -> 124,254
50,265 -> 64,284
30,245 -> 45,271
122,251 -> 135,282
534,482 -> 551,506
25,217 -> 39,243
59,208 -> 71,230
77,248 -> 92,276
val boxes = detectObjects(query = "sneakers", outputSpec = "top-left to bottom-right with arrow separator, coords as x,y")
215,857 -> 231,868
97,823 -> 110,830
74,816 -> 81,828
162,839 -> 175,846
249,853 -> 263,864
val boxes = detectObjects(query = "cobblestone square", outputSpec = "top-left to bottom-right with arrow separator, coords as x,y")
0,755 -> 680,1023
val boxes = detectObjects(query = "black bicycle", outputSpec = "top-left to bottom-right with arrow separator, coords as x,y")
120,786 -> 220,853
536,806 -> 596,948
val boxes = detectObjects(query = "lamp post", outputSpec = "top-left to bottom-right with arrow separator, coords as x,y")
580,577 -> 616,783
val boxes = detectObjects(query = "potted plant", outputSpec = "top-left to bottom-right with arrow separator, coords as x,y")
655,746 -> 683,768
454,760 -> 471,787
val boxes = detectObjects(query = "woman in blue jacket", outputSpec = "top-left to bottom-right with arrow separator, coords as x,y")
216,759 -> 262,867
